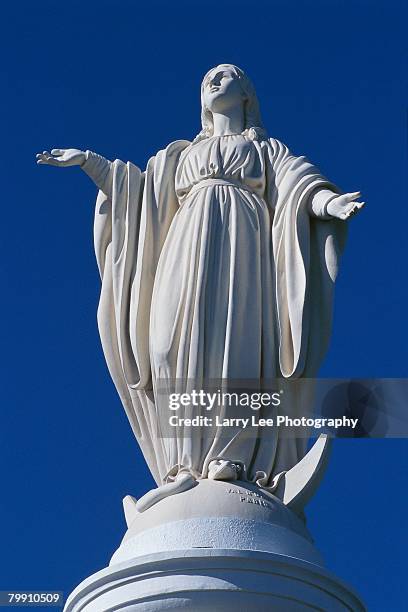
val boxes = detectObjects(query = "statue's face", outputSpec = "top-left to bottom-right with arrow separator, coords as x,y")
203,67 -> 245,115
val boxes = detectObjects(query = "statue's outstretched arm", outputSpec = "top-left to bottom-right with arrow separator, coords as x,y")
36,148 -> 114,198
268,139 -> 365,221
309,187 -> 365,220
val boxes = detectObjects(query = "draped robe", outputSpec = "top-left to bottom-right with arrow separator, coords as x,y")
83,136 -> 346,486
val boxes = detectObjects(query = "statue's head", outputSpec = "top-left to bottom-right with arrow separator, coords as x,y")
195,64 -> 266,142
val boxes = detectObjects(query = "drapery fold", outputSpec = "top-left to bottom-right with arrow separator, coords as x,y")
88,137 -> 346,485
267,139 -> 347,378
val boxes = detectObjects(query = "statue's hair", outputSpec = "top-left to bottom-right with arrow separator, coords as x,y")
193,64 -> 267,144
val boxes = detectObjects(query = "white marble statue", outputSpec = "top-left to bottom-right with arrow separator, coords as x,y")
37,64 -> 364,499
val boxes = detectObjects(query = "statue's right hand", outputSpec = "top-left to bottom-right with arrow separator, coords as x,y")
36,148 -> 86,167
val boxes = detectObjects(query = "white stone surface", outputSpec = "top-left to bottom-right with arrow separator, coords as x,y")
64,550 -> 365,612
64,480 -> 365,610
279,433 -> 332,513
36,64 -> 364,495
64,481 -> 366,610
38,64 -> 366,611
111,480 -> 321,566
122,495 -> 138,528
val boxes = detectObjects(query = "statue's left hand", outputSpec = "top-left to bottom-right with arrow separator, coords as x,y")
326,192 -> 365,220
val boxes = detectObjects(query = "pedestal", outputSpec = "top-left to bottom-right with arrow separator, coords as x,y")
64,480 -> 365,611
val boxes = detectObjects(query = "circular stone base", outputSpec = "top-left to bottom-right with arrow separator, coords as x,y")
63,549 -> 365,612
112,479 -> 320,566
64,480 -> 365,611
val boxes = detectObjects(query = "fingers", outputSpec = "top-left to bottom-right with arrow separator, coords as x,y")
342,201 -> 365,220
343,191 -> 361,202
36,151 -> 52,159
36,151 -> 51,161
36,151 -> 62,166
349,201 -> 365,214
51,148 -> 66,155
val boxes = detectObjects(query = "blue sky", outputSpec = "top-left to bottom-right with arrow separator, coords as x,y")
1,0 -> 407,609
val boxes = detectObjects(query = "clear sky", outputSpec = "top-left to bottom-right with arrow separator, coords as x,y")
1,0 -> 407,610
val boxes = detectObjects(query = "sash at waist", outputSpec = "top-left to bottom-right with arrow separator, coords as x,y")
182,177 -> 256,199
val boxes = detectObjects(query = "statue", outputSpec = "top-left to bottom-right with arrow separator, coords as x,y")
36,64 -> 364,508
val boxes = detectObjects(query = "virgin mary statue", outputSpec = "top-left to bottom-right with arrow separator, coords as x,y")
37,64 -> 363,494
